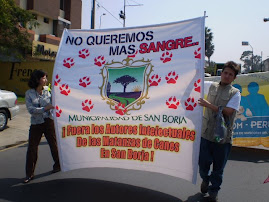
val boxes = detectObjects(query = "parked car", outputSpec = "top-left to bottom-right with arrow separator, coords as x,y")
0,89 -> 20,131
204,73 -> 211,77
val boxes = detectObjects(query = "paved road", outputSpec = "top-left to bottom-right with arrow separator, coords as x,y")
0,140 -> 268,202
0,104 -> 268,201
0,104 -> 30,150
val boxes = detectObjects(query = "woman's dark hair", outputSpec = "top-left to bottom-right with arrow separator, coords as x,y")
28,70 -> 48,89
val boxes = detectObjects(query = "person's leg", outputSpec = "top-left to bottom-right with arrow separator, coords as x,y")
43,118 -> 60,171
199,138 -> 213,183
199,137 -> 214,194
25,124 -> 43,178
209,143 -> 232,195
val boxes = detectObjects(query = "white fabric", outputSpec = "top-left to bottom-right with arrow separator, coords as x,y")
226,91 -> 241,111
204,81 -> 212,95
53,17 -> 205,184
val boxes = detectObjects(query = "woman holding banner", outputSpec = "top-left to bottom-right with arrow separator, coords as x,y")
23,70 -> 60,183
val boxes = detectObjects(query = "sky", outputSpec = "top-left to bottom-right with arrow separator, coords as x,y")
88,0 -> 269,65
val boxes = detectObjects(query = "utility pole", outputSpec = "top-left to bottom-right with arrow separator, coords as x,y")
99,13 -> 106,28
119,0 -> 143,28
119,0 -> 126,27
123,0 -> 126,27
81,0 -> 91,29
91,0 -> 95,29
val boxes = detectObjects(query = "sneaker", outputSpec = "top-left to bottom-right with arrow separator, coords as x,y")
208,192 -> 218,202
200,181 -> 209,194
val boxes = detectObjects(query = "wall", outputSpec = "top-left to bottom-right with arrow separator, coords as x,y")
20,0 -> 27,9
32,15 -> 53,35
0,62 -> 54,96
70,0 -> 82,29
32,0 -> 60,20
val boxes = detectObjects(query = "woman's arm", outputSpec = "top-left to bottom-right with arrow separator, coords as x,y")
25,90 -> 46,114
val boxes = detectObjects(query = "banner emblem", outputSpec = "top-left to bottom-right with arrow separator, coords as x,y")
100,57 -> 153,115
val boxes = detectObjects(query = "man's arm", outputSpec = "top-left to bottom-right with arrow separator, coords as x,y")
198,91 -> 241,116
198,98 -> 235,116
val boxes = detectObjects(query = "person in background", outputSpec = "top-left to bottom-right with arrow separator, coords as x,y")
24,70 -> 60,183
198,61 -> 241,201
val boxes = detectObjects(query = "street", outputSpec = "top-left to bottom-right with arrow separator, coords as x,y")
0,104 -> 30,150
0,105 -> 268,201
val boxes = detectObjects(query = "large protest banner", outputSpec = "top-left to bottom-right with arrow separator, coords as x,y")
205,72 -> 269,148
52,17 -> 205,183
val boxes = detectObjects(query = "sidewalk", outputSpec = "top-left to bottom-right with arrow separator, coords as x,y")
0,104 -> 30,150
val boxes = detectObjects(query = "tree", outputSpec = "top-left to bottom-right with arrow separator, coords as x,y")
240,51 -> 262,73
205,27 -> 215,65
205,61 -> 216,75
114,75 -> 137,93
0,0 -> 38,61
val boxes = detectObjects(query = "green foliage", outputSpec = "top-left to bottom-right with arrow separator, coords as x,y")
17,96 -> 25,104
0,0 -> 39,61
240,51 -> 262,73
108,94 -> 135,106
205,27 -> 215,64
205,61 -> 216,75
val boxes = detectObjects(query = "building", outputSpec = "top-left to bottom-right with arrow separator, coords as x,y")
15,0 -> 82,60
0,0 -> 82,96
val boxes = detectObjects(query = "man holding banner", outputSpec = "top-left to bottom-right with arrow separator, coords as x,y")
198,61 -> 241,201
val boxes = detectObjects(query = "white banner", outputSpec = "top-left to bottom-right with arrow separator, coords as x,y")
53,17 -> 205,184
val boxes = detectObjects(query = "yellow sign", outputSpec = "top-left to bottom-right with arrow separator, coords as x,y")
0,61 -> 54,96
206,72 -> 269,148
32,41 -> 58,60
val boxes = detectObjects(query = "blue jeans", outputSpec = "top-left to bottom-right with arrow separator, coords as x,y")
199,137 -> 232,193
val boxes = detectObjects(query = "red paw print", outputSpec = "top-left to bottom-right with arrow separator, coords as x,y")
94,55 -> 106,67
160,51 -> 173,63
166,96 -> 180,109
79,49 -> 90,59
115,103 -> 127,116
128,50 -> 138,58
55,105 -> 62,117
149,74 -> 161,86
63,57 -> 75,68
59,84 -> 71,96
79,76 -> 91,88
54,74 -> 61,86
194,47 -> 201,59
165,71 -> 178,84
194,79 -> 201,93
185,97 -> 197,111
82,99 -> 94,112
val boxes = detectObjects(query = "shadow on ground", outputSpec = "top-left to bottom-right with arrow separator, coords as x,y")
229,146 -> 269,163
0,177 -> 183,202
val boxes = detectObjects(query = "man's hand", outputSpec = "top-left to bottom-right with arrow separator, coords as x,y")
198,98 -> 210,108
198,98 -> 235,116
198,98 -> 218,112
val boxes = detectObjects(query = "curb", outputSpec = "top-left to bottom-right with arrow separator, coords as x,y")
0,140 -> 28,152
